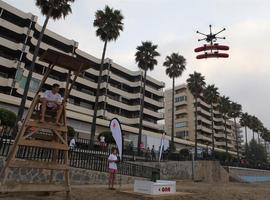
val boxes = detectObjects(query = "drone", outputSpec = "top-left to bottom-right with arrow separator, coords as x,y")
194,25 -> 229,59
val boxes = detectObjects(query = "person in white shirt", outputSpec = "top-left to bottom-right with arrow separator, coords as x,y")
108,148 -> 118,190
40,83 -> 63,125
69,137 -> 76,150
100,135 -> 106,151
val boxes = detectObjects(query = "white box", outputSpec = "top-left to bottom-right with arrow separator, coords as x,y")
134,180 -> 176,195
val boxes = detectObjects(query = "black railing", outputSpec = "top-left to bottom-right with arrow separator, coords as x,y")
0,137 -> 159,179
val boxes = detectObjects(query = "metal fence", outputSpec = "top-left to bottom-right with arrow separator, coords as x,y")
0,136 -> 159,179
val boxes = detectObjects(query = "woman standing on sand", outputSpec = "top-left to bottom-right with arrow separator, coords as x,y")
108,148 -> 118,189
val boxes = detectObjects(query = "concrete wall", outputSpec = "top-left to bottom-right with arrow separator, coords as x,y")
133,161 -> 229,183
0,157 -> 146,185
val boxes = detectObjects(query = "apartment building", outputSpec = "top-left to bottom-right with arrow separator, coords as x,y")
165,84 -> 242,155
0,0 -> 165,146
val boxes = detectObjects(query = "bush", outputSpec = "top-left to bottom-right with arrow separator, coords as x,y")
179,148 -> 190,160
67,126 -> 76,138
0,108 -> 16,127
215,151 -> 232,162
98,131 -> 115,144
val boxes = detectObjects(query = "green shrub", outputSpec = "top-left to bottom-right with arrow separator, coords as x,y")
67,125 -> 76,138
0,108 -> 17,127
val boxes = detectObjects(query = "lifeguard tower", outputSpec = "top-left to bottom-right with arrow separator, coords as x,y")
0,49 -> 91,199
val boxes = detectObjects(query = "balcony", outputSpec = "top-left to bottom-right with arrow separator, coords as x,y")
215,133 -> 226,138
215,141 -> 226,146
197,107 -> 211,116
197,134 -> 212,142
175,108 -> 188,114
198,125 -> 212,134
197,116 -> 212,125
0,76 -> 13,87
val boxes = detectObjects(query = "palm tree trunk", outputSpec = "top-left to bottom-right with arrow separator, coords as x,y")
245,125 -> 248,156
234,117 -> 239,160
137,69 -> 147,155
252,130 -> 254,140
211,104 -> 215,159
258,133 -> 260,144
171,77 -> 175,151
90,38 -> 108,146
17,8 -> 52,121
194,95 -> 198,160
224,117 -> 228,156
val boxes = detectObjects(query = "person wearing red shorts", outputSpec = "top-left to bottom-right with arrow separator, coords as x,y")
108,148 -> 118,190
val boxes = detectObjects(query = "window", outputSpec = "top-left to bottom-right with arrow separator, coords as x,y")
176,113 -> 186,119
176,131 -> 189,139
175,95 -> 187,103
176,104 -> 186,110
175,121 -> 187,128
80,101 -> 92,109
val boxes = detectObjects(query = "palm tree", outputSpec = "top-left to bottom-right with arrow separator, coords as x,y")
187,72 -> 206,159
163,53 -> 186,151
203,84 -> 219,158
261,128 -> 270,154
135,41 -> 160,153
17,0 -> 75,121
255,119 -> 263,144
249,115 -> 258,140
90,6 -> 124,145
228,102 -> 242,160
240,112 -> 250,155
218,96 -> 230,156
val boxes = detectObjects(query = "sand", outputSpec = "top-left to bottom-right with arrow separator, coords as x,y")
1,181 -> 270,200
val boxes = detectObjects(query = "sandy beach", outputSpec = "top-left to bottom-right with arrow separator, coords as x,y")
1,181 -> 270,200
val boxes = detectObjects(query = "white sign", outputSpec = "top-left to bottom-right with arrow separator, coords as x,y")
134,180 -> 176,195
110,118 -> 123,160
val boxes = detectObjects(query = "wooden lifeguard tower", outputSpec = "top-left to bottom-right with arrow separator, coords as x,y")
0,49 -> 91,199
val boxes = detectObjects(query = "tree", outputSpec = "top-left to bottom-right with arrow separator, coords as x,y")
218,96 -> 230,156
163,53 -> 186,151
203,84 -> 219,158
240,112 -> 250,155
228,102 -> 242,160
90,6 -> 124,145
255,120 -> 264,144
0,108 -> 17,134
246,139 -> 267,166
260,127 -> 269,154
17,0 -> 75,121
67,125 -> 76,138
135,41 -> 160,153
249,115 -> 259,140
186,71 -> 206,159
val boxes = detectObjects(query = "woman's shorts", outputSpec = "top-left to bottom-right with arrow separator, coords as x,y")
109,169 -> 117,174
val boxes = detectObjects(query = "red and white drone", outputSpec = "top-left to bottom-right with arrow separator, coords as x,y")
194,25 -> 229,59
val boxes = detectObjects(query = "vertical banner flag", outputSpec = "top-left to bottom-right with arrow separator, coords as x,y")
110,118 -> 123,160
159,132 -> 165,162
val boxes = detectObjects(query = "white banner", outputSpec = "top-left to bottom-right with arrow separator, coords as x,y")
110,118 -> 123,160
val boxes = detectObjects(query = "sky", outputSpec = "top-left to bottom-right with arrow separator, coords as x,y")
4,0 -> 270,142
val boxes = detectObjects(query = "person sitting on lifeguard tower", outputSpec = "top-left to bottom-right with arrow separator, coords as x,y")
40,83 -> 63,125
